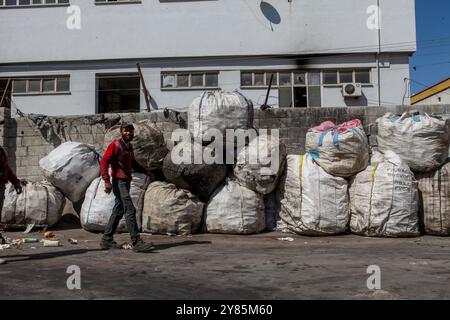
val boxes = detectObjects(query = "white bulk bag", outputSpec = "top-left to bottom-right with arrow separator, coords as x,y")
205,178 -> 265,234
416,160 -> 450,235
377,112 -> 450,172
278,154 -> 349,235
80,172 -> 152,232
1,181 -> 65,228
349,151 -> 420,237
188,91 -> 253,143
39,142 -> 100,202
305,120 -> 369,178
142,181 -> 204,235
234,134 -> 287,195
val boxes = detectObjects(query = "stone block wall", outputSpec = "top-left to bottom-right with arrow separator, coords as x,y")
1,104 -> 449,182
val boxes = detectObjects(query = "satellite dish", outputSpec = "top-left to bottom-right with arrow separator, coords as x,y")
260,1 -> 281,26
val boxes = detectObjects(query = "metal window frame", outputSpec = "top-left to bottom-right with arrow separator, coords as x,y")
11,75 -> 70,95
0,0 -> 70,8
161,71 -> 219,90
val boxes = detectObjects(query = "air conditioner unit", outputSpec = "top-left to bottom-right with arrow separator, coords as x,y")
342,83 -> 362,97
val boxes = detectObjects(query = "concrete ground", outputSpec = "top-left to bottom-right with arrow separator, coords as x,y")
1,220 -> 450,300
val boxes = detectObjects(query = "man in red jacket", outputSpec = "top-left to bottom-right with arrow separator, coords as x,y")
0,146 -> 23,245
100,122 -> 150,252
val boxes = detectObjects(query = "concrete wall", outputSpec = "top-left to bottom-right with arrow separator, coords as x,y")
2,104 -> 449,183
0,53 -> 412,115
0,0 -> 416,64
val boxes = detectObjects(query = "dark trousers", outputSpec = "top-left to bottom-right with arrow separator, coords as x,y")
0,187 -> 4,213
0,187 -> 4,240
102,178 -> 140,245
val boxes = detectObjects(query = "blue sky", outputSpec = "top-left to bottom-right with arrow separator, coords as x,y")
410,0 -> 450,94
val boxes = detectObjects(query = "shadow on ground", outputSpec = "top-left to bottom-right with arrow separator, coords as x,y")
1,249 -> 103,262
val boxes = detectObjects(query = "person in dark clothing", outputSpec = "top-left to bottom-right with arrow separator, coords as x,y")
99,122 -> 151,252
0,146 -> 24,245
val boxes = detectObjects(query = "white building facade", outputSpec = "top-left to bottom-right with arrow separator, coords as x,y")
0,0 -> 416,116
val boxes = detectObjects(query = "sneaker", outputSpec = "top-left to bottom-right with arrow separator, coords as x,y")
132,238 -> 154,253
100,240 -> 121,250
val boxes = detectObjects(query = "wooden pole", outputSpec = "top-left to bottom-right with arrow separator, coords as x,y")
137,63 -> 151,112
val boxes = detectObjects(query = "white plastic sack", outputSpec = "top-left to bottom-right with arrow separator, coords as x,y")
188,91 -> 253,143
205,178 -> 265,234
278,154 -> 349,235
142,181 -> 204,235
234,134 -> 287,195
349,151 -> 420,237
377,112 -> 450,172
80,172 -> 152,232
416,160 -> 450,235
1,181 -> 65,228
39,142 -> 100,203
305,120 -> 369,178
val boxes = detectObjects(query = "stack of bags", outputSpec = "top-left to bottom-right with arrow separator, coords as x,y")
2,118 -> 169,232
376,112 -> 450,236
204,133 -> 286,234
278,119 -> 369,236
1,141 -> 100,229
145,90 -> 287,235
144,91 -> 258,235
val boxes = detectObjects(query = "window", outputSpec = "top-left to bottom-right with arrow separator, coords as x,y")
308,72 -> 321,86
177,74 -> 189,88
279,72 -> 292,86
241,72 -> 252,87
240,69 -> 371,108
339,71 -> 353,83
266,72 -> 277,86
205,73 -> 218,87
12,80 -> 26,93
355,70 -> 371,84
294,72 -> 306,85
12,76 -> 70,94
161,72 -> 219,90
96,74 -> 140,114
0,0 -> 69,7
323,71 -> 338,85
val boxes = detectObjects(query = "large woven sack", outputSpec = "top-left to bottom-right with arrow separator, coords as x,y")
1,181 -> 65,229
416,159 -> 450,235
102,124 -> 121,152
278,154 -> 349,235
39,142 -> 100,202
142,181 -> 204,235
204,178 -> 265,234
103,120 -> 168,172
187,91 -> 253,143
162,140 -> 227,201
80,172 -> 153,232
234,134 -> 287,195
377,112 -> 450,172
349,151 -> 420,237
305,119 -> 369,178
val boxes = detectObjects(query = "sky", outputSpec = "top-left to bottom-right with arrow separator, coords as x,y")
409,0 -> 450,95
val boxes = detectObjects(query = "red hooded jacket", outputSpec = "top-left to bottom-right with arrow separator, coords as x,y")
101,138 -> 145,182
0,147 -> 20,188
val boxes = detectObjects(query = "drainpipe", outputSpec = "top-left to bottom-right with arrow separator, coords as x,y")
377,0 -> 382,106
